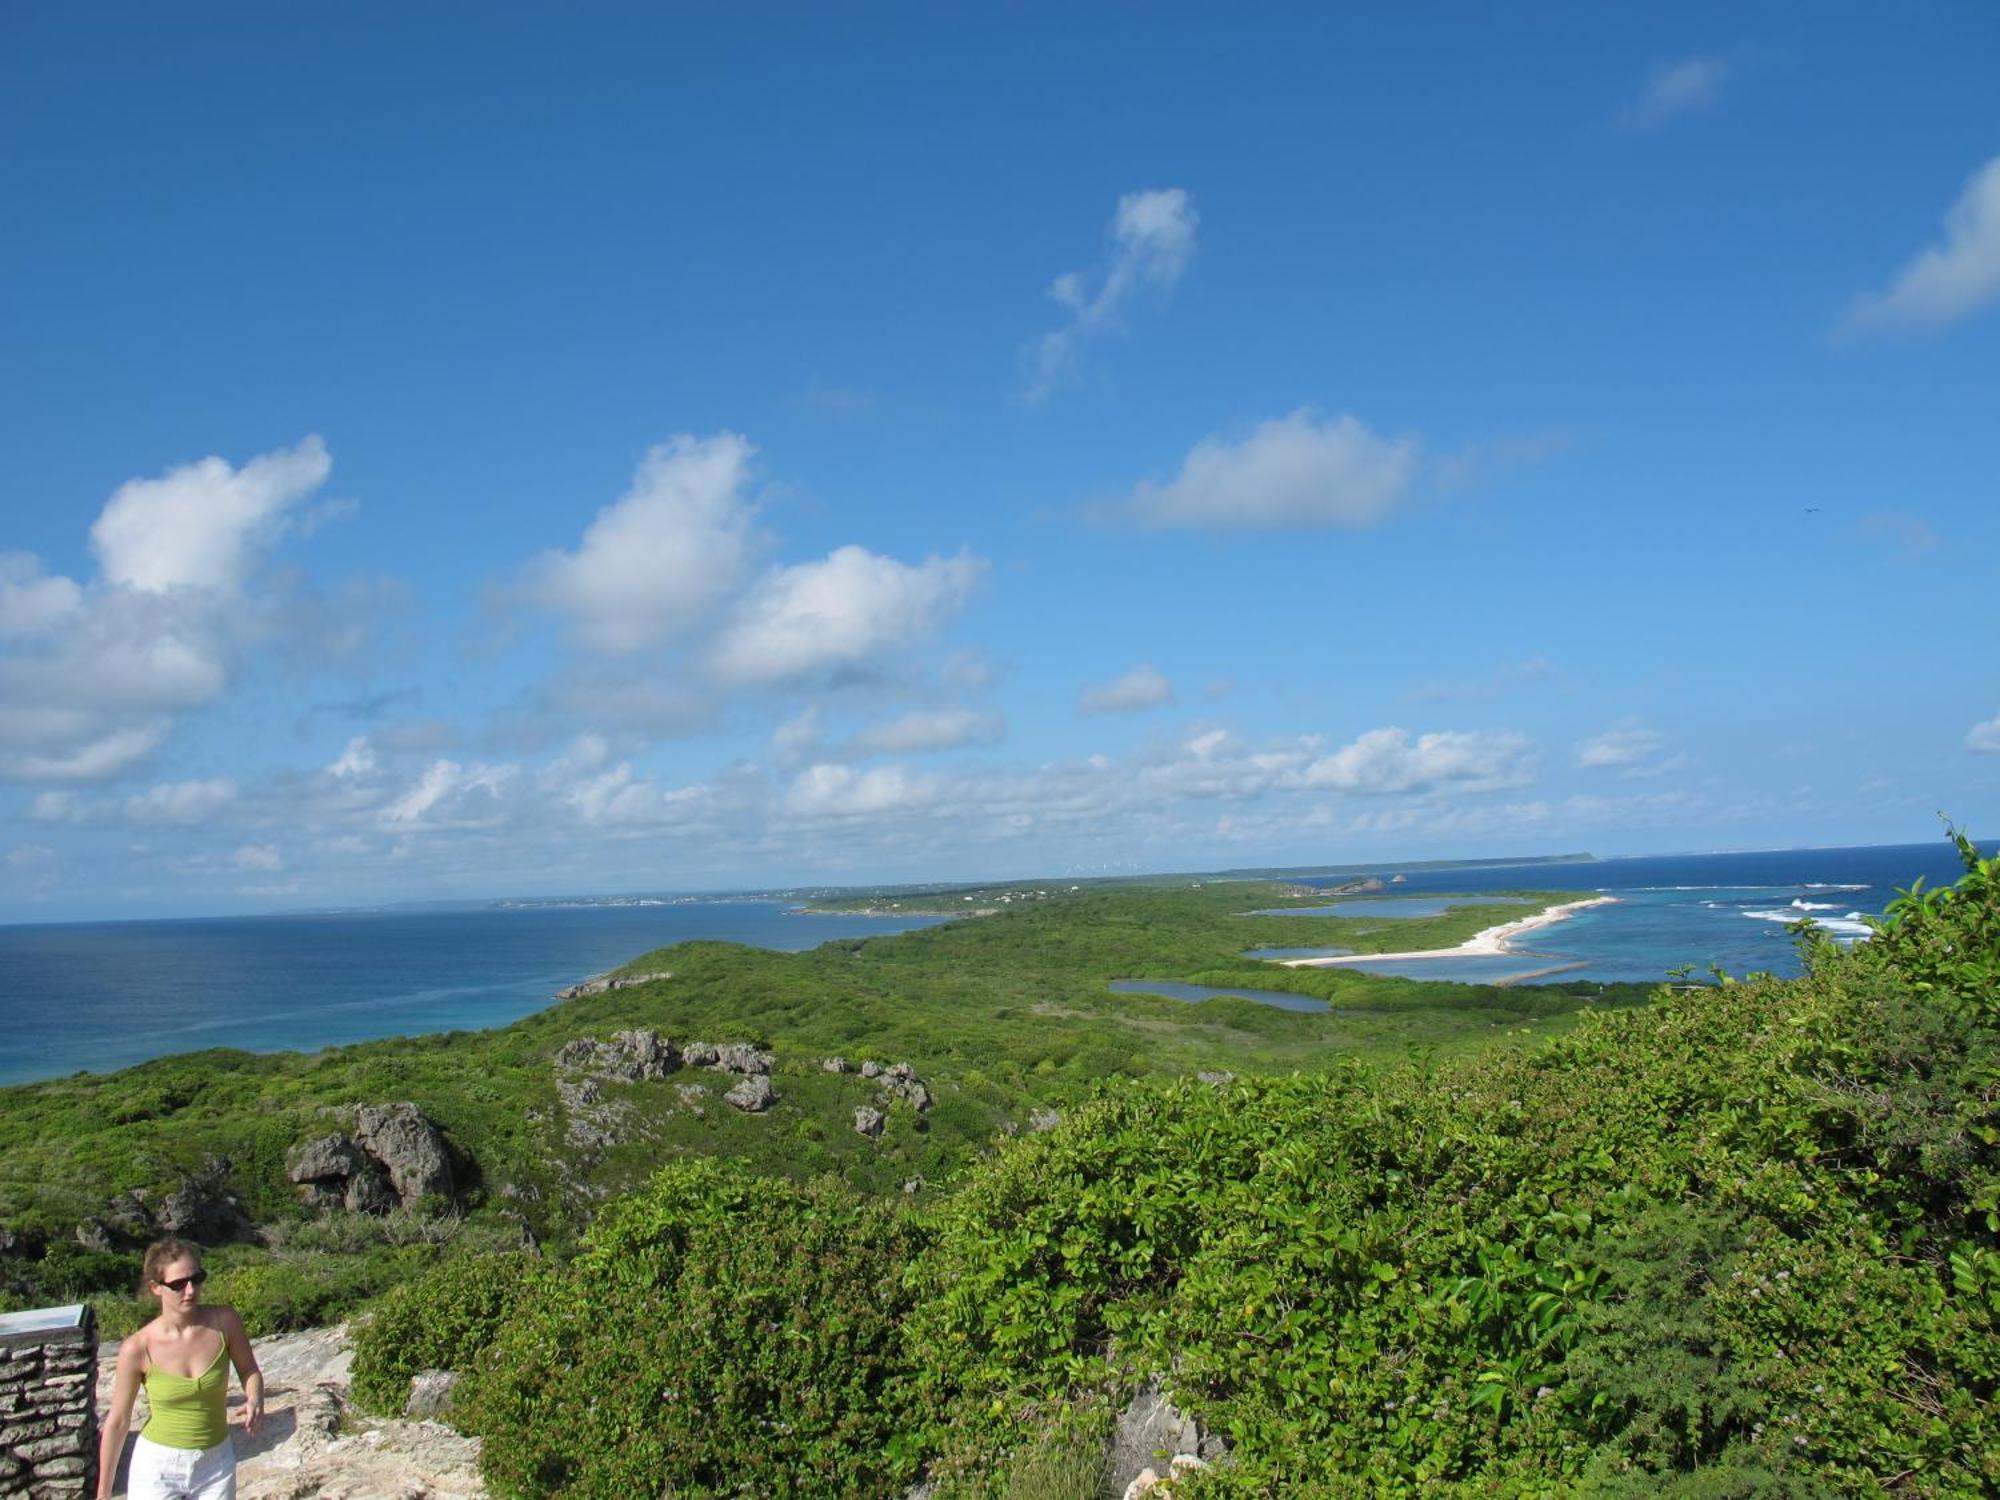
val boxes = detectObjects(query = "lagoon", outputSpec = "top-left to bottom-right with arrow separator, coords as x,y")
1108,979 -> 1328,1013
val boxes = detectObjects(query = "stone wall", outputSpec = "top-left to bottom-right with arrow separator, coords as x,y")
0,1306 -> 96,1499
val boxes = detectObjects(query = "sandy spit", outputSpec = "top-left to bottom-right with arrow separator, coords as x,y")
1276,895 -> 1620,968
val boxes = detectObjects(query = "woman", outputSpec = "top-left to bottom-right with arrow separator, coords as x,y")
97,1238 -> 263,1500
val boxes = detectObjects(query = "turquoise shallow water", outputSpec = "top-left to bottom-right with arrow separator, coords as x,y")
1249,896 -> 1531,919
1108,979 -> 1329,1013
0,901 -> 948,1086
1292,841 -> 1995,986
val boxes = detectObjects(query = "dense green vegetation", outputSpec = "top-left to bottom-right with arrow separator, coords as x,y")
0,884 -> 1627,1336
369,838 -> 1992,1496
13,846 -> 1997,1493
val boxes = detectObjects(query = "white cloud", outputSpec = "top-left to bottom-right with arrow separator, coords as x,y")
89,435 -> 331,594
529,432 -> 756,653
849,707 -> 1003,756
126,778 -> 237,825
232,843 -> 283,872
1966,713 -> 2000,754
1577,721 -> 1666,769
0,439 -> 385,787
27,791 -> 79,823
1847,156 -> 2000,333
1030,188 -> 1197,398
1300,727 -> 1536,795
328,736 -> 378,777
710,546 -> 983,684
783,763 -> 933,819
1624,55 -> 1729,129
381,759 -> 516,826
1127,410 -> 1418,529
0,553 -> 82,636
1079,665 -> 1174,715
0,722 -> 167,782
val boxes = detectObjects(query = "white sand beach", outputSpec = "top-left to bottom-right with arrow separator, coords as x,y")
1277,895 -> 1620,968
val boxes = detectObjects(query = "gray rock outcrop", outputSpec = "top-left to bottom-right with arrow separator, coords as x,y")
554,969 -> 673,1000
853,1105 -> 886,1138
405,1368 -> 460,1418
288,1105 -> 454,1214
711,1043 -> 772,1076
555,1028 -> 678,1081
820,1056 -> 852,1073
353,1104 -> 455,1206
1028,1107 -> 1063,1133
88,1156 -> 254,1244
1109,1381 -> 1228,1498
725,1076 -> 776,1113
877,1062 -> 932,1112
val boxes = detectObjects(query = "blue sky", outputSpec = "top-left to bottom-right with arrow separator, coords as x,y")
2,3 -> 1996,919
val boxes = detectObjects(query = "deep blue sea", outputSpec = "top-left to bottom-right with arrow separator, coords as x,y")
1294,840 -> 1995,987
0,901 -> 947,1087
0,842 -> 1988,1086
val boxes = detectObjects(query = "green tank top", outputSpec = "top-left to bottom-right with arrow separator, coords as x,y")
142,1339 -> 230,1450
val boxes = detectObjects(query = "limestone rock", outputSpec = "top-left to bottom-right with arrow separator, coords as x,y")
1196,1070 -> 1235,1086
820,1056 -> 852,1073
860,1060 -> 884,1079
611,1029 -> 676,1078
148,1154 -> 254,1243
102,1190 -> 153,1239
725,1076 -> 775,1112
405,1369 -> 459,1418
680,1042 -> 720,1068
1108,1381 -> 1222,1498
555,1030 -> 678,1083
353,1104 -> 455,1207
554,969 -> 672,1000
290,1134 -> 367,1184
290,1106 -> 455,1216
1028,1107 -> 1063,1133
882,1075 -> 932,1112
853,1106 -> 886,1138
710,1043 -> 772,1076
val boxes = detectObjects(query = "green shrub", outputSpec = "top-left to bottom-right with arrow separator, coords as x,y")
900,843 -> 2000,1493
32,1242 -> 136,1301
351,1252 -> 543,1415
206,1246 -> 426,1337
459,1159 -> 926,1498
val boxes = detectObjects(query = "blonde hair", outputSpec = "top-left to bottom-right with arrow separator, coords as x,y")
140,1237 -> 203,1295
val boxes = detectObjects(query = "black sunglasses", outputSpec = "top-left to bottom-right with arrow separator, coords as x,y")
156,1271 -> 208,1293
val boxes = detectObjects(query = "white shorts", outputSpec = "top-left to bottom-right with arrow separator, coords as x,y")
127,1433 -> 237,1500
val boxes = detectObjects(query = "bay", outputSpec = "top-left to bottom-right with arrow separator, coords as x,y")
0,901 -> 947,1086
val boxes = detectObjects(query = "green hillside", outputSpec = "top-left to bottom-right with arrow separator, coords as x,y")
5,844 -> 1995,1494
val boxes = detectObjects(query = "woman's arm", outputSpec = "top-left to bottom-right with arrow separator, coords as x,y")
96,1335 -> 142,1500
218,1307 -> 263,1434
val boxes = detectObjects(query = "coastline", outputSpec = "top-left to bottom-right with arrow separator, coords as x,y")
1277,895 -> 1620,968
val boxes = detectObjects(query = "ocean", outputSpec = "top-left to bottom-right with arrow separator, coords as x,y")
1295,839 -> 1994,986
0,901 -> 947,1087
0,841 -> 1986,1087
